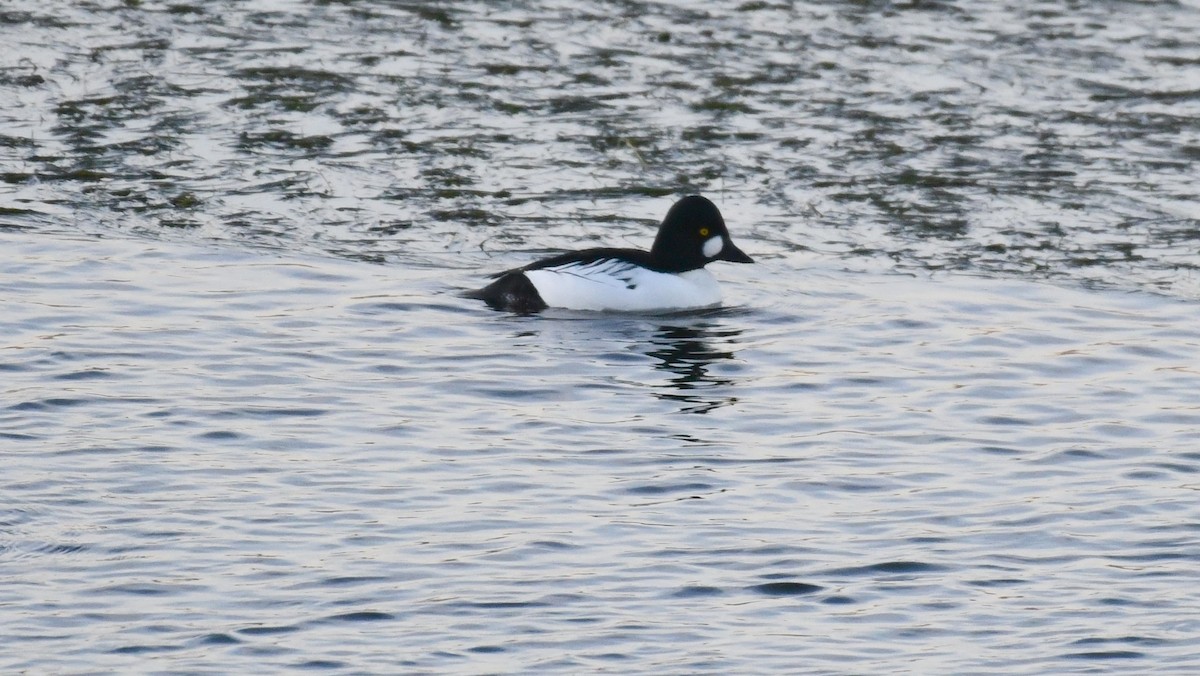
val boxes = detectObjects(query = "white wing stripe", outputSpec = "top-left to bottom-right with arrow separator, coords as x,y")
545,259 -> 639,287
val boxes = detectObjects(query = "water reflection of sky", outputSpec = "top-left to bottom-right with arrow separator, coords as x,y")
5,196 -> 1200,674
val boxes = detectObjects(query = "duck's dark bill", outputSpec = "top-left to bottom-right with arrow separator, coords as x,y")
719,242 -> 754,264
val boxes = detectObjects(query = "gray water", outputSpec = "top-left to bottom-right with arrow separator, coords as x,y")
3,1 -> 1200,673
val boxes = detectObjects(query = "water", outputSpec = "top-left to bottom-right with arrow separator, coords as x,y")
3,0 -> 1200,673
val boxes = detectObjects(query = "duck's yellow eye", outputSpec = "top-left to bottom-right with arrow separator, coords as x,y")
699,227 -> 709,237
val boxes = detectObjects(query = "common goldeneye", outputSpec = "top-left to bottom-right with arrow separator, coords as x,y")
467,195 -> 753,313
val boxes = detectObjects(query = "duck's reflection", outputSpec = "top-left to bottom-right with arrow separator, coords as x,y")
644,323 -> 742,414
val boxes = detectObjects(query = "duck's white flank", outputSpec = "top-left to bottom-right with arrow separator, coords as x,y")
524,260 -> 722,312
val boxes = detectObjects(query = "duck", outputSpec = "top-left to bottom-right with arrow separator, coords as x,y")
466,195 -> 753,313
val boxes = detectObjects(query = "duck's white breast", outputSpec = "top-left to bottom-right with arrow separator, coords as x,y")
525,260 -> 722,312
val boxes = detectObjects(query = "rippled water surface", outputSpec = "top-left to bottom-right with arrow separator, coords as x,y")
3,0 -> 1200,673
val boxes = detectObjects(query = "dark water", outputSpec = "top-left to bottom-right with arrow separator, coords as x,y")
3,1 -> 1200,673
4,0 -> 1198,291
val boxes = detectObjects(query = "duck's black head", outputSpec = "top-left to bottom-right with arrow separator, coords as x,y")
648,195 -> 754,272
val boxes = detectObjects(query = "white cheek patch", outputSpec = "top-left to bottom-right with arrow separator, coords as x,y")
702,235 -> 724,258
